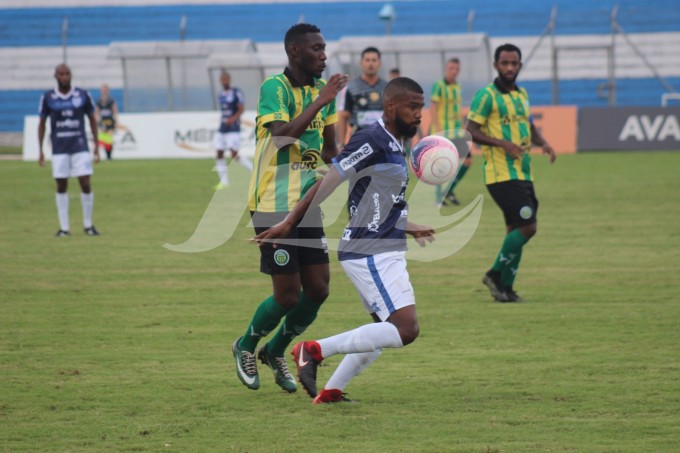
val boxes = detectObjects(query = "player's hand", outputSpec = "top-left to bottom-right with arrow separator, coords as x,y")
318,74 -> 349,105
93,149 -> 101,164
406,223 -> 435,247
252,221 -> 294,248
542,143 -> 557,164
503,142 -> 525,159
38,151 -> 45,167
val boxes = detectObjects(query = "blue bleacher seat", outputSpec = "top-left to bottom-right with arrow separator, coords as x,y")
1,0 -> 678,131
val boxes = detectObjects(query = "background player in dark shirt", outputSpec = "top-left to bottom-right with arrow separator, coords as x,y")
95,83 -> 118,160
38,64 -> 100,237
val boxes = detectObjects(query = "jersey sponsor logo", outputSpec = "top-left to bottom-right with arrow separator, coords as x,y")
339,143 -> 374,171
55,119 -> 80,129
290,149 -> 320,171
519,206 -> 533,220
618,115 -> 680,142
307,117 -> 325,130
273,249 -> 290,266
367,193 -> 381,232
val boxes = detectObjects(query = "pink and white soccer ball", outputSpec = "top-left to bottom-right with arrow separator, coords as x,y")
409,135 -> 459,185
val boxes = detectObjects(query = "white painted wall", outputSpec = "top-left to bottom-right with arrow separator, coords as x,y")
2,32 -> 678,92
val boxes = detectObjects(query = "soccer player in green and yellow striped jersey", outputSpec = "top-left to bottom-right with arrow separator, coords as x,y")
232,23 -> 349,393
467,44 -> 556,303
430,58 -> 469,206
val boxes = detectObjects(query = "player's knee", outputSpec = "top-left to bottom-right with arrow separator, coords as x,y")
522,223 -> 537,239
274,291 -> 300,310
305,285 -> 329,305
399,323 -> 420,346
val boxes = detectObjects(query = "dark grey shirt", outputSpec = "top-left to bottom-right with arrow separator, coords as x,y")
343,77 -> 388,130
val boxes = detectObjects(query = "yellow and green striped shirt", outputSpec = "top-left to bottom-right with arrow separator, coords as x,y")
430,79 -> 463,139
467,80 -> 532,185
248,69 -> 337,212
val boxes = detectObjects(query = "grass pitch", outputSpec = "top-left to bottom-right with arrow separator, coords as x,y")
1,152 -> 679,452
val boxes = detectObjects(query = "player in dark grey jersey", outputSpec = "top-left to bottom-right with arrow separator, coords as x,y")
337,47 -> 388,148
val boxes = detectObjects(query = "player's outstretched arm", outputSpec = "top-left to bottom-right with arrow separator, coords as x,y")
405,221 -> 435,247
253,165 -> 345,248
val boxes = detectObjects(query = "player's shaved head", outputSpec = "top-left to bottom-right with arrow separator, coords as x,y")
383,77 -> 423,103
54,63 -> 70,75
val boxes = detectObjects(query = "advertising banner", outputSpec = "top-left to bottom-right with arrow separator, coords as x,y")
578,107 -> 680,151
23,110 -> 257,161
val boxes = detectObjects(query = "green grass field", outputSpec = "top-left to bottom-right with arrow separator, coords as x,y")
1,153 -> 679,452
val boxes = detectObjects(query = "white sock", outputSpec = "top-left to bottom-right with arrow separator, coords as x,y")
216,158 -> 228,184
81,192 -> 94,229
55,192 -> 70,231
318,322 -> 403,358
325,350 -> 382,391
238,155 -> 253,172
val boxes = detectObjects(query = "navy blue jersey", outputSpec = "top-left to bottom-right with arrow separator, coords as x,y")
332,119 -> 409,260
39,87 -> 95,155
217,87 -> 245,133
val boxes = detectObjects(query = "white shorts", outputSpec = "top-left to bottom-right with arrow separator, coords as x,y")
52,152 -> 93,179
213,132 -> 240,152
340,251 -> 415,321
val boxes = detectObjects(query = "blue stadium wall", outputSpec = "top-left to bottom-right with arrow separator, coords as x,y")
1,0 -> 679,132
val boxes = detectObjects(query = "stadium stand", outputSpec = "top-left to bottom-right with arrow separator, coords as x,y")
1,0 -> 679,133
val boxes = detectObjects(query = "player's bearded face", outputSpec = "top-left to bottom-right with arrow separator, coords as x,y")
496,51 -> 522,84
395,114 -> 419,138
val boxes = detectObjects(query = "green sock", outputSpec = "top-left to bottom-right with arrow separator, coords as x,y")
501,248 -> 522,289
491,228 -> 529,273
267,292 -> 322,357
447,163 -> 469,194
238,295 -> 289,353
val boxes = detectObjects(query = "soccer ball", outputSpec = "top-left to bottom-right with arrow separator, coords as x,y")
409,135 -> 459,185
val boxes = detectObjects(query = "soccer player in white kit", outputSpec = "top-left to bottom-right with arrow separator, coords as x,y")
254,77 -> 435,403
38,64 -> 101,237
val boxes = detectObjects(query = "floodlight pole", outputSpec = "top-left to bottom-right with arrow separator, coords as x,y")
61,17 -> 68,63
467,10 -> 475,33
179,15 -> 187,41
379,4 -> 395,36
610,4 -> 676,96
525,5 -> 556,67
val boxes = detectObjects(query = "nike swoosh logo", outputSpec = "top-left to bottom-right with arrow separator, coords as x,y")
297,348 -> 309,367
236,357 -> 256,385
